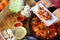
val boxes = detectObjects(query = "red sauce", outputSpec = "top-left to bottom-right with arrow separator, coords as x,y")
14,22 -> 22,27
17,15 -> 25,22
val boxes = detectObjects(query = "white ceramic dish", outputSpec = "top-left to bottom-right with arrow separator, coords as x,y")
31,3 -> 58,26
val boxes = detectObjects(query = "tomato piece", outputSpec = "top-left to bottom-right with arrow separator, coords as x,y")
49,24 -> 56,29
0,4 -> 4,11
57,26 -> 60,34
58,22 -> 60,25
17,15 -> 25,22
2,1 -> 8,6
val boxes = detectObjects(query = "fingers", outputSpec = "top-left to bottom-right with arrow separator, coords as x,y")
40,0 -> 52,8
53,8 -> 60,22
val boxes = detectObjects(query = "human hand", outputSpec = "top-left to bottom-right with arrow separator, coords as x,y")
53,8 -> 60,22
40,0 -> 53,8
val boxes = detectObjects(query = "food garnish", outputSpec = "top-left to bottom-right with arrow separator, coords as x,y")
21,4 -> 31,18
38,7 -> 52,20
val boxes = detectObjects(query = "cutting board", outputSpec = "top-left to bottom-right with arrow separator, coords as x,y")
0,0 -> 35,35
0,5 -> 20,33
0,7 -> 30,36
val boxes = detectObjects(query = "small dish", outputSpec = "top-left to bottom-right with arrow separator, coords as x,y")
31,3 -> 58,26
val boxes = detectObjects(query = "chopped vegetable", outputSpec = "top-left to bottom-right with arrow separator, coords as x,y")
30,15 -> 57,39
9,0 -> 24,13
